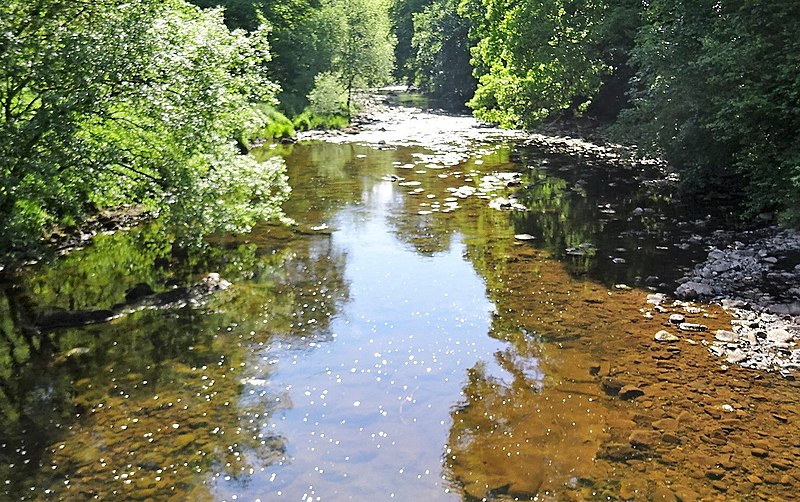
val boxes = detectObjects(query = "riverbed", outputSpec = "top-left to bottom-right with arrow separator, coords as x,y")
0,95 -> 797,500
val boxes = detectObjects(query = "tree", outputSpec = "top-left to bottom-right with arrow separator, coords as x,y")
619,0 -> 800,221
462,0 -> 607,127
411,0 -> 476,106
389,0 -> 434,83
311,0 -> 396,111
188,0 -> 323,114
0,0 -> 290,261
460,0 -> 640,127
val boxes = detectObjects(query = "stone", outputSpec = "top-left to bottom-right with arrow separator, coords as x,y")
650,485 -> 678,502
655,330 -> 679,342
514,233 -> 535,241
726,349 -> 748,364
768,303 -> 800,315
600,443 -> 643,461
628,430 -> 661,449
705,468 -> 726,480
675,281 -> 713,300
619,385 -> 645,400
715,330 -> 739,342
601,378 -> 625,395
751,448 -> 769,458
678,322 -> 707,332
767,328 -> 794,343
668,313 -> 685,324
711,261 -> 732,273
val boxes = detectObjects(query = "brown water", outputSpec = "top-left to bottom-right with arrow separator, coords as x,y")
0,102 -> 797,501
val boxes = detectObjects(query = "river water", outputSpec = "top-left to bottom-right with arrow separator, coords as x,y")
1,98 -> 797,501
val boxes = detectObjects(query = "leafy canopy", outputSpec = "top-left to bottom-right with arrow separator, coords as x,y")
0,0 -> 290,260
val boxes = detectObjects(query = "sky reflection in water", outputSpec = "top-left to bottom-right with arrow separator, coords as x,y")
215,173 -> 505,500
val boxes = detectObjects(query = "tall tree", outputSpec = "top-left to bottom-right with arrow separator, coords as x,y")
188,0 -> 322,114
461,0 -> 639,127
390,0 -> 434,83
310,0 -> 396,110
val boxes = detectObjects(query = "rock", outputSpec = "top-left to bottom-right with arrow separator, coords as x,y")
675,281 -> 713,299
619,385 -> 645,400
647,293 -> 667,305
715,330 -> 739,342
601,378 -> 625,395
125,282 -> 155,302
751,448 -> 769,458
514,233 -> 535,241
721,299 -> 747,310
662,433 -> 681,444
711,261 -> 732,273
726,349 -> 748,364
629,430 -> 661,449
599,443 -> 644,461
678,322 -> 707,332
705,468 -> 726,480
767,328 -> 794,343
655,330 -> 679,342
650,485 -> 678,502
652,418 -> 678,431
768,303 -> 800,315
668,313 -> 685,324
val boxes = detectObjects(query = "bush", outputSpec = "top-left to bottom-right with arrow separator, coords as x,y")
239,105 -> 296,148
308,72 -> 349,116
292,109 -> 350,131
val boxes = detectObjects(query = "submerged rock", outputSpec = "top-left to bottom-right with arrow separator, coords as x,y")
655,330 -> 680,342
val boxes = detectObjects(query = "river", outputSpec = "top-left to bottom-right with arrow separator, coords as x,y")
0,95 -> 797,500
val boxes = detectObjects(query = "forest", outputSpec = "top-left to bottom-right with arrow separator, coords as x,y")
2,0 -> 799,263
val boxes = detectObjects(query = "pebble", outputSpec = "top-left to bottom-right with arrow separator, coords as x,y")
679,322 -> 707,332
619,385 -> 645,400
655,330 -> 679,342
668,313 -> 686,324
767,328 -> 793,343
715,330 -> 739,342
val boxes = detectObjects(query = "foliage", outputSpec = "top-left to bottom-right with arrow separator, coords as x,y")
311,0 -> 396,110
0,0 -> 290,260
293,110 -> 350,131
389,0 -> 434,83
240,105 -> 296,148
619,0 -> 800,220
308,72 -> 350,116
463,0 -> 610,127
188,0 -> 323,114
411,0 -> 476,106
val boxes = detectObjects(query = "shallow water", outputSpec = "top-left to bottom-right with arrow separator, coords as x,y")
0,102 -> 797,501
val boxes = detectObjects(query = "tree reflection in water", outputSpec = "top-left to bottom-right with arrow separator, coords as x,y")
0,219 -> 349,499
